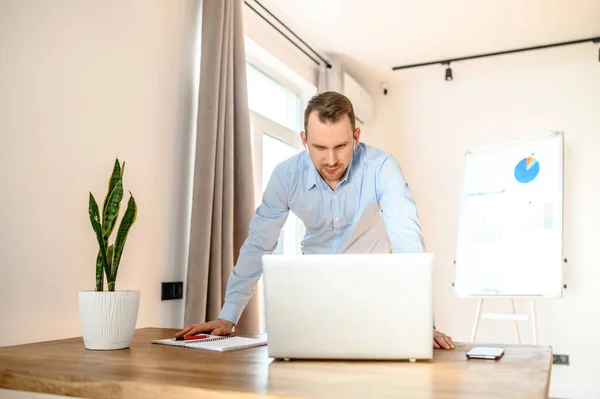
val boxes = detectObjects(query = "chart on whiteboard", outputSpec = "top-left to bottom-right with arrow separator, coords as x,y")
455,132 -> 563,297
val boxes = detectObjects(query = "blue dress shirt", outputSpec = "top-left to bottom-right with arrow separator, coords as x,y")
219,142 -> 426,324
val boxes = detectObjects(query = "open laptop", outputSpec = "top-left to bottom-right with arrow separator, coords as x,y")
262,253 -> 434,361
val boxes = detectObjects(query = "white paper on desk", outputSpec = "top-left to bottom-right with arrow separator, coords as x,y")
184,336 -> 267,352
151,334 -> 222,347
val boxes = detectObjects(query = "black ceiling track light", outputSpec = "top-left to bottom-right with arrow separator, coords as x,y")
393,36 -> 600,81
443,62 -> 453,82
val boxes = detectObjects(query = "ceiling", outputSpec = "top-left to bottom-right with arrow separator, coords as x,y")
252,0 -> 600,85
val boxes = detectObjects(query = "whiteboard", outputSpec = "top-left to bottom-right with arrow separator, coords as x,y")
454,132 -> 564,298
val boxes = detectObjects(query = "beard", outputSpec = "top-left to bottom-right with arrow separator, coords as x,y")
318,163 -> 346,181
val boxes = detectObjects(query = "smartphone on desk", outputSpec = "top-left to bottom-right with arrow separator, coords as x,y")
466,347 -> 505,360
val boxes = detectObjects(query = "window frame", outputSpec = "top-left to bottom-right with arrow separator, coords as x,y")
249,109 -> 305,246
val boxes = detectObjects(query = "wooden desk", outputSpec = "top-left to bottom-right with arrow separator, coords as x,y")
0,327 -> 552,399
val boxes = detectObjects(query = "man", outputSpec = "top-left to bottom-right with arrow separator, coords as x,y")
177,91 -> 455,350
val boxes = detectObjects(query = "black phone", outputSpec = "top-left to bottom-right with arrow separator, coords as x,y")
466,347 -> 505,360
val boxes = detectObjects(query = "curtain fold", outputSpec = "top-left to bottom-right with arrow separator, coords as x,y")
184,0 -> 259,333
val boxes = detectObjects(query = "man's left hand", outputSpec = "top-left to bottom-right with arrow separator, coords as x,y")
433,328 -> 455,349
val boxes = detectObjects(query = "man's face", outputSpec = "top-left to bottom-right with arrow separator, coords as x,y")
301,111 -> 361,185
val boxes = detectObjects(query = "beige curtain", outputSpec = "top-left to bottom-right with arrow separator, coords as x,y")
184,0 -> 259,333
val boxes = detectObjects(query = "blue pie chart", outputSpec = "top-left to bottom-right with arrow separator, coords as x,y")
514,156 -> 539,183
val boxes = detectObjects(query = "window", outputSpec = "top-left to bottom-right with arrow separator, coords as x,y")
250,113 -> 304,256
246,63 -> 301,132
248,92 -> 305,334
262,134 -> 302,255
246,61 -> 310,259
244,39 -> 317,332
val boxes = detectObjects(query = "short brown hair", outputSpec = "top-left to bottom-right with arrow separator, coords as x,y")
303,91 -> 356,133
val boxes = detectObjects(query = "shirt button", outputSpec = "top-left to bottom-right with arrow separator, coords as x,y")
334,217 -> 339,221
333,194 -> 336,199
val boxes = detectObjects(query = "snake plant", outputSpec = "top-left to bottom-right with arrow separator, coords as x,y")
88,158 -> 137,291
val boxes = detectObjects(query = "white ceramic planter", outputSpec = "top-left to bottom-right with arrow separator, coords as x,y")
78,290 -> 140,350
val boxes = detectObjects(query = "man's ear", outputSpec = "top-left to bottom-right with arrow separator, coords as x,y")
353,128 -> 361,150
300,131 -> 308,149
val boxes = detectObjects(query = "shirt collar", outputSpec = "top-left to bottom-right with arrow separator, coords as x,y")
304,144 -> 365,191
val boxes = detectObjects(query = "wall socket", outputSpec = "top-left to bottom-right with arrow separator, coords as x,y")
161,282 -> 183,300
553,354 -> 569,365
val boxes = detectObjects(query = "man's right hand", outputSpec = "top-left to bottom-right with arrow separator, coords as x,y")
175,319 -> 234,338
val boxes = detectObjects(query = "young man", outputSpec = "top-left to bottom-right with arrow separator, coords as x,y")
177,91 -> 455,349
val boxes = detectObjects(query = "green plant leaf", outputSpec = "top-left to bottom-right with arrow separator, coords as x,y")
101,158 -> 125,237
102,179 -> 123,237
105,244 -> 114,290
103,239 -> 110,282
110,193 -> 137,288
95,249 -> 104,291
107,244 -> 114,274
106,244 -> 115,282
102,159 -> 121,221
89,193 -> 108,290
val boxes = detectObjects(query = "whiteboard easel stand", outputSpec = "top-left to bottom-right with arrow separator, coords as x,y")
469,297 -> 538,345
466,257 -> 567,345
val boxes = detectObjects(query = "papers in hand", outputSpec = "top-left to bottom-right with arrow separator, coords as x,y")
151,335 -> 267,352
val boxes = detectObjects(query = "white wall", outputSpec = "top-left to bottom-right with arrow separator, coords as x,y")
368,44 -> 600,398
0,0 -> 202,346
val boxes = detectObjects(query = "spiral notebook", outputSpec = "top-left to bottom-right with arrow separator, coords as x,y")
151,335 -> 267,352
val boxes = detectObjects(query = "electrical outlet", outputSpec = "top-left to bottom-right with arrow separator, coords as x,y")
553,354 -> 569,365
161,282 -> 183,300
